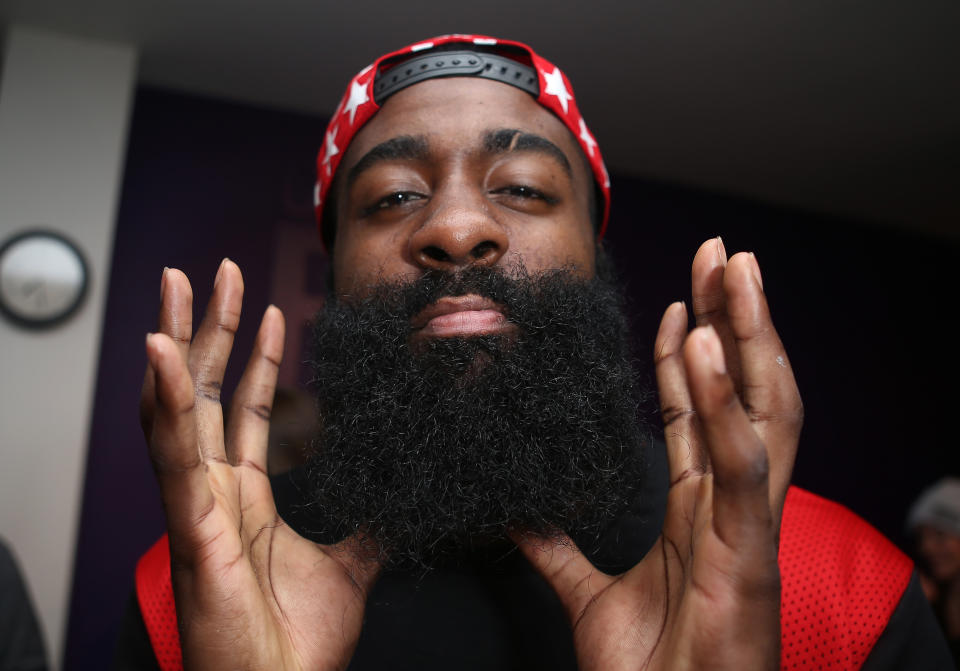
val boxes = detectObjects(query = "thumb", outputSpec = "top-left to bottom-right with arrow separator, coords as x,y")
510,530 -> 614,621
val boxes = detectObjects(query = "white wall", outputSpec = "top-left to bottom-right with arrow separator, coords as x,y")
0,25 -> 136,666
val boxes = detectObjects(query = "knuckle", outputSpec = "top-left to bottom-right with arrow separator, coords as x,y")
195,380 -> 222,403
732,320 -> 772,343
157,387 -> 196,415
149,447 -> 202,477
215,307 -> 241,335
661,404 -> 696,427
243,402 -> 272,422
692,297 -> 723,319
743,400 -> 804,432
670,464 -> 709,486
261,351 -> 282,369
235,458 -> 269,476
655,335 -> 682,363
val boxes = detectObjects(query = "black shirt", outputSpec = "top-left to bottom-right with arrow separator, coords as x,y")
114,450 -> 955,670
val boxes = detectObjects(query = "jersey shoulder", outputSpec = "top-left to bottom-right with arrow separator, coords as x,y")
779,486 -> 914,670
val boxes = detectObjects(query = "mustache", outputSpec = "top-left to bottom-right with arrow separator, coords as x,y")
339,263 -> 582,320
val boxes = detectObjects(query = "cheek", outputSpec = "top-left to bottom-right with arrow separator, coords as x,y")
332,228 -> 417,296
508,220 -> 596,276
944,539 -> 960,559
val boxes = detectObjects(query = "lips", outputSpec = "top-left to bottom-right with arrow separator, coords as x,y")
411,294 -> 513,338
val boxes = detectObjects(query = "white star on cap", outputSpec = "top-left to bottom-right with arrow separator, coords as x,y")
578,118 -> 597,157
343,79 -> 370,126
322,126 -> 339,176
542,67 -> 572,114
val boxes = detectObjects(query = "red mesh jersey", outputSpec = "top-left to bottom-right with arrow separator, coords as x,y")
135,535 -> 182,671
136,486 -> 914,670
778,487 -> 913,670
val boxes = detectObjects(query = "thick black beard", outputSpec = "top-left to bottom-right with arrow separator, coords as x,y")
303,262 -> 650,570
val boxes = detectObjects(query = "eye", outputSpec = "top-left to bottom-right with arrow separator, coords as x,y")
491,184 -> 559,205
363,191 -> 425,216
494,185 -> 546,200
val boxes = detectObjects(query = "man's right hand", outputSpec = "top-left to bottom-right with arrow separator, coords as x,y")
140,260 -> 379,670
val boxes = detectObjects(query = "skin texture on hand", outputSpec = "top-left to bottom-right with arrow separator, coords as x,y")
141,260 -> 380,671
515,238 -> 801,670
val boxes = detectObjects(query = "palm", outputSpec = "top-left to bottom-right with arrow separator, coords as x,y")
142,261 -> 378,670
518,239 -> 801,670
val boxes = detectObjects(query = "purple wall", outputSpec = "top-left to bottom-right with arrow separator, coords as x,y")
63,86 -> 324,669
601,179 -> 960,538
64,86 -> 959,668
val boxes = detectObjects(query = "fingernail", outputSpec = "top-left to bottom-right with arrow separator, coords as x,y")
214,258 -> 229,288
716,236 -> 727,267
748,252 -> 763,290
160,268 -> 168,300
700,325 -> 726,375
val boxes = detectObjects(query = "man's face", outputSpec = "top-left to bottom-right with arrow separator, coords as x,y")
305,76 -> 646,570
330,77 -> 597,295
918,524 -> 960,582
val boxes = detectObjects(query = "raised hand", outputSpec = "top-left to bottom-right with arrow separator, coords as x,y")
140,260 -> 379,670
516,238 -> 802,670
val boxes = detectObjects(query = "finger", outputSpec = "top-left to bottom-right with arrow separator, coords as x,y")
683,326 -> 772,549
146,332 -> 215,542
140,268 -> 194,438
691,237 -> 742,391
187,259 -> 244,463
510,530 -> 614,622
723,252 -> 802,512
655,300 -> 710,482
226,305 -> 286,471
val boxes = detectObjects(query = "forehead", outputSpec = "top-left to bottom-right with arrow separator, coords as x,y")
341,77 -> 586,172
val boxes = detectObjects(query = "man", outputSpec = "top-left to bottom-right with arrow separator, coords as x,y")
908,478 -> 960,659
125,35 -> 950,670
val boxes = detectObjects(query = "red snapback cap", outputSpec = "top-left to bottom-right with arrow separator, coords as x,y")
315,34 -> 610,245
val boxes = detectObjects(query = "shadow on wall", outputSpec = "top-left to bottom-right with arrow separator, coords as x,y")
63,85 -> 960,669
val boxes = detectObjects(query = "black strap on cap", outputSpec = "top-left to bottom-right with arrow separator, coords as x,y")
373,50 -> 540,105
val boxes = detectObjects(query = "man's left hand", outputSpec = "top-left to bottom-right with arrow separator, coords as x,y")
516,237 -> 802,670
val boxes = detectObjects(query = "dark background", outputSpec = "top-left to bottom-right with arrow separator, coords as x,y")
63,85 -> 960,669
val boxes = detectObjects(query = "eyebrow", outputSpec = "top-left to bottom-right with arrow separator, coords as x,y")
345,128 -> 573,189
346,135 -> 430,189
483,128 -> 572,176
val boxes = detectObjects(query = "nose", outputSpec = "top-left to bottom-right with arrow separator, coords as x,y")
408,187 -> 508,271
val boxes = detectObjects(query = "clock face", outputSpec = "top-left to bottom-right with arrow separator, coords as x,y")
0,230 -> 89,328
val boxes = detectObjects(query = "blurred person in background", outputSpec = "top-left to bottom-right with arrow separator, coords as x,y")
909,477 -> 960,662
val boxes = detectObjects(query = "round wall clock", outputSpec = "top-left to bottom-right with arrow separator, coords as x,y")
0,229 -> 89,329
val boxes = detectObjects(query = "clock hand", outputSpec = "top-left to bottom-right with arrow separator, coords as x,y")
20,279 -> 42,297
